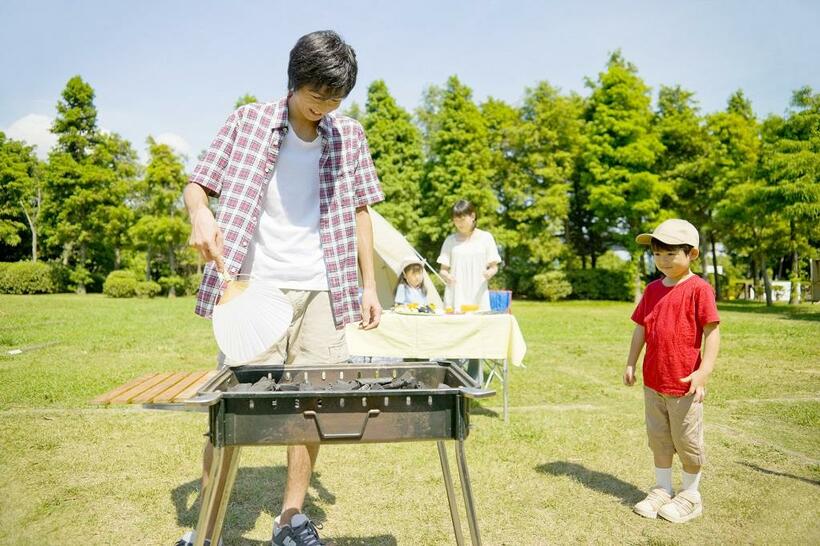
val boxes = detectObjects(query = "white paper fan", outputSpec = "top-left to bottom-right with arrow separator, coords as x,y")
212,279 -> 293,363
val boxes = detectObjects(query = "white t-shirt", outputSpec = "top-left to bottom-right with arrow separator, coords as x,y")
437,228 -> 501,311
240,130 -> 328,290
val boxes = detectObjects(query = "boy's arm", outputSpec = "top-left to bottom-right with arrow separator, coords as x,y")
624,325 -> 645,386
356,205 -> 381,330
681,322 -> 720,402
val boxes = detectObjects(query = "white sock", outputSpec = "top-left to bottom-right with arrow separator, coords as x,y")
682,470 -> 702,492
655,467 -> 673,494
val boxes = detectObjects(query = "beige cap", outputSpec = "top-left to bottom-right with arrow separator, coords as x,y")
636,219 -> 699,247
398,256 -> 424,275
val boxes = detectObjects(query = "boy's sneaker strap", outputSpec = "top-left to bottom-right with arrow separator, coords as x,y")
658,489 -> 703,523
633,486 -> 673,519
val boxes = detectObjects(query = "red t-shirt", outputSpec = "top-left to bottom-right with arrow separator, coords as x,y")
631,275 -> 720,396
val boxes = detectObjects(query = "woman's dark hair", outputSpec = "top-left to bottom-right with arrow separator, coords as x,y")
288,30 -> 358,98
650,237 -> 694,255
398,264 -> 427,296
452,199 -> 476,219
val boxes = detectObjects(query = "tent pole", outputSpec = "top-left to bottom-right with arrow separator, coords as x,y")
417,252 -> 447,285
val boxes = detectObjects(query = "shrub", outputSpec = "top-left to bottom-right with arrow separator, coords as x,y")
0,261 -> 57,294
533,271 -> 573,302
135,281 -> 162,298
159,275 -> 186,296
48,262 -> 73,292
187,273 -> 203,295
68,265 -> 94,293
103,270 -> 138,298
566,268 -> 632,301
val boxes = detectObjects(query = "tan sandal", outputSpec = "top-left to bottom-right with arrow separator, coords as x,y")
633,486 -> 673,519
658,489 -> 703,523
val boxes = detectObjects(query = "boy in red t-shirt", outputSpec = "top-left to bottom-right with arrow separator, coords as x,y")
624,219 -> 720,523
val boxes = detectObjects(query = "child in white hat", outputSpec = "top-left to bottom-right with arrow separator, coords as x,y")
394,256 -> 429,307
625,219 -> 721,523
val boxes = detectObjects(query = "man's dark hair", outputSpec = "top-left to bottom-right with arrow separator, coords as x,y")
650,237 -> 694,255
452,199 -> 476,218
288,30 -> 358,98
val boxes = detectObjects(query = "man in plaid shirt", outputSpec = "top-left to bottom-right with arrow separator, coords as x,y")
180,31 -> 383,546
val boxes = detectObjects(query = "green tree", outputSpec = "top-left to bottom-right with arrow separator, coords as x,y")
234,93 -> 258,108
343,101 -> 364,121
759,87 -> 820,303
577,52 -> 669,297
94,132 -> 141,269
129,137 -> 190,295
52,76 -> 98,161
654,86 -> 715,275
716,178 -> 788,305
483,83 -> 583,294
43,76 -> 139,292
0,132 -> 44,260
417,76 -> 496,259
362,80 -> 424,245
705,91 -> 761,299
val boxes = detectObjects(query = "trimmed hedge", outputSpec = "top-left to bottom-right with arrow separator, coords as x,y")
135,281 -> 162,298
0,261 -> 58,294
187,273 -> 203,295
159,275 -> 186,296
533,271 -> 573,301
103,270 -> 139,298
566,268 -> 632,301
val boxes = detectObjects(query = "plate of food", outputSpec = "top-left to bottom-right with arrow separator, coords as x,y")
393,303 -> 442,315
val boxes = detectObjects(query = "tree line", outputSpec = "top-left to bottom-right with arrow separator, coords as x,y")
1,52 -> 818,303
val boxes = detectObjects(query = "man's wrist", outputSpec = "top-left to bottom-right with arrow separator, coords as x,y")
189,205 -> 212,222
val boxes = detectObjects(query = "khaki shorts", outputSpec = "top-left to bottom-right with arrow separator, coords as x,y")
644,386 -> 705,467
217,289 -> 349,368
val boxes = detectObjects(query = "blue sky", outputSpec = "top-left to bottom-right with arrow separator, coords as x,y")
1,0 -> 818,162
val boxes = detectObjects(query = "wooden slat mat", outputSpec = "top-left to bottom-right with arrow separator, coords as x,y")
93,370 -> 217,405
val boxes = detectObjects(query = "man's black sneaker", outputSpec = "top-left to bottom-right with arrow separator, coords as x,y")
272,513 -> 327,546
174,530 -> 222,546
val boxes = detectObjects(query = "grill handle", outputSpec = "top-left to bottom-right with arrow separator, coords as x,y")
184,392 -> 222,408
460,387 -> 496,399
303,409 -> 381,440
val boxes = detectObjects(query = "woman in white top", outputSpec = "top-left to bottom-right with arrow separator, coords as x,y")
437,199 -> 502,312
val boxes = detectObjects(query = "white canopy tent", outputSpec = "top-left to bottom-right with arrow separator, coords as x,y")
366,206 -> 443,309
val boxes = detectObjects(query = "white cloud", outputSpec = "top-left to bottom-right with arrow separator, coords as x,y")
154,132 -> 192,159
5,114 -> 57,159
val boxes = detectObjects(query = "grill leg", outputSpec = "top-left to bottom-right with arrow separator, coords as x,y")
455,440 -> 481,546
194,445 -> 241,546
194,445 -> 224,546
437,441 -> 465,546
207,446 -> 242,545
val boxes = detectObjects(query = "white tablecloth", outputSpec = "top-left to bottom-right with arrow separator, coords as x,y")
345,311 -> 527,365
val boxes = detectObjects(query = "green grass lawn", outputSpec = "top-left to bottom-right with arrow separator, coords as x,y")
1,295 -> 818,545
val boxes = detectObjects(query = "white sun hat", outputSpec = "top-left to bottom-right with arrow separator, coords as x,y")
397,255 -> 424,275
636,219 -> 699,247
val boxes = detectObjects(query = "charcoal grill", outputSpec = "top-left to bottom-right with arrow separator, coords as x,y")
181,360 -> 493,546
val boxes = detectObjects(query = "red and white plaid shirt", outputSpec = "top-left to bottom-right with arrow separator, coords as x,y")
190,97 -> 384,327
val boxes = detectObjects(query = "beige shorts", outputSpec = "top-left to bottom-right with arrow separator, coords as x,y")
217,289 -> 349,368
644,386 -> 705,467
